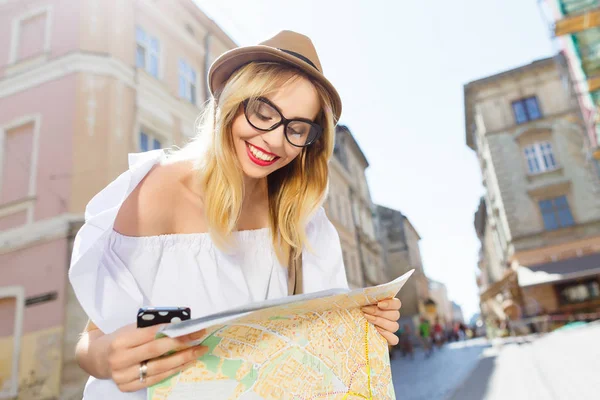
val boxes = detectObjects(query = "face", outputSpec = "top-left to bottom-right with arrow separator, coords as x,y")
231,75 -> 321,180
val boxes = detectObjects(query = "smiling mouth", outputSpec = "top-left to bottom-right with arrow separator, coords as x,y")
245,142 -> 280,166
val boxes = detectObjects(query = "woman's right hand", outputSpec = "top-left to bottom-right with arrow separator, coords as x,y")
104,323 -> 208,392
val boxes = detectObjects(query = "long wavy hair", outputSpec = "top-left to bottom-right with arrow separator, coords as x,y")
172,62 -> 337,266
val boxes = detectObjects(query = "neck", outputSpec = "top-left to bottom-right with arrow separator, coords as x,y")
243,175 -> 268,204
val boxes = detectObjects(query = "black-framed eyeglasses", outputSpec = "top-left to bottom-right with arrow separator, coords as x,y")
242,97 -> 323,148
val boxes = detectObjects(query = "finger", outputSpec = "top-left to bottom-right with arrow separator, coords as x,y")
377,298 -> 401,311
363,313 -> 399,333
112,345 -> 208,384
377,310 -> 401,322
185,329 -> 208,341
117,358 -> 198,393
361,307 -> 400,322
113,323 -> 169,349
111,334 -> 199,370
375,326 -> 399,346
131,334 -> 203,364
180,329 -> 208,345
361,305 -> 379,315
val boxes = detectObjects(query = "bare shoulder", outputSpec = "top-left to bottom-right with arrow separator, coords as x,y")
113,160 -> 195,236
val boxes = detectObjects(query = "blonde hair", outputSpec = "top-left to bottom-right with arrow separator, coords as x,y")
173,62 -> 337,265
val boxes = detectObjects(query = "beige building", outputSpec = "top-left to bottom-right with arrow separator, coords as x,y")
465,55 -> 600,326
0,0 -> 235,398
427,279 -> 452,325
326,148 -> 364,289
375,205 -> 430,329
324,125 -> 386,288
473,197 -> 515,321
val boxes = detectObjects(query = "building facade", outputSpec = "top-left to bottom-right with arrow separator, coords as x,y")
451,301 -> 465,325
473,197 -> 516,321
427,279 -> 453,326
465,55 -> 600,329
325,125 -> 386,287
375,205 -> 430,330
0,1 -> 235,398
325,150 -> 365,289
542,0 -> 600,164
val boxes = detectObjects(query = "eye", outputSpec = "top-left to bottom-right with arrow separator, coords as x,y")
287,126 -> 303,137
287,122 -> 311,137
255,102 -> 277,120
255,111 -> 272,122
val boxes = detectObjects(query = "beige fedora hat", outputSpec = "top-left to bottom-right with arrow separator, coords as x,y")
208,30 -> 342,120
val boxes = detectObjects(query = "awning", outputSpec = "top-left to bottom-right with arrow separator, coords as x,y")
518,253 -> 600,288
479,270 -> 518,303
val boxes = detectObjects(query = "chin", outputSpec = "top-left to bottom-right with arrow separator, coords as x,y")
240,162 -> 277,179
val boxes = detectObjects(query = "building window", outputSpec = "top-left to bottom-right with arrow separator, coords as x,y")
10,7 -> 52,63
135,27 -> 160,78
179,59 -> 197,105
1,122 -> 36,205
524,141 -> 557,174
557,279 -> 600,305
539,196 -> 575,231
139,131 -> 162,152
343,197 -> 352,229
512,97 -> 542,124
336,193 -> 344,226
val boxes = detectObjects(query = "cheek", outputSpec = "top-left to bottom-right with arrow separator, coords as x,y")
230,114 -> 247,140
280,147 -> 303,166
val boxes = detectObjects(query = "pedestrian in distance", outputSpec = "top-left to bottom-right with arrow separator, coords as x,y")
433,317 -> 444,349
399,324 -> 415,360
419,318 -> 433,358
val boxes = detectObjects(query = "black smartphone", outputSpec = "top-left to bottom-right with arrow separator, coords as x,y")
137,307 -> 191,328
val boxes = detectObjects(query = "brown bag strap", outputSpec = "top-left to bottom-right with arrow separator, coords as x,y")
287,249 -> 303,295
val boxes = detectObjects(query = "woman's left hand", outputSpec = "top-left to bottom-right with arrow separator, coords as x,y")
362,298 -> 402,345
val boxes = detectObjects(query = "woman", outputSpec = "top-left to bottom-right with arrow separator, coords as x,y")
69,30 -> 402,399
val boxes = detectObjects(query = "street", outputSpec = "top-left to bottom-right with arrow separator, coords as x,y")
391,322 -> 600,400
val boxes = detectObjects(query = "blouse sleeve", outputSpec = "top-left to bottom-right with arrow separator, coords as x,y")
68,150 -> 163,334
302,208 -> 350,293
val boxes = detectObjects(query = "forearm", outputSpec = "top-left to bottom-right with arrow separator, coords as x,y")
75,328 -> 112,379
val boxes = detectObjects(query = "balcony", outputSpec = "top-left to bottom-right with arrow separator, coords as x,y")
561,0 -> 599,16
554,8 -> 600,36
588,74 -> 600,91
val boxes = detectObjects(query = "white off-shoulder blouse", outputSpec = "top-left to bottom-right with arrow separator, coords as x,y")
68,149 -> 349,400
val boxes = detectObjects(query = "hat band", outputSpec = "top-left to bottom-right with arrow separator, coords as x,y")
278,48 -> 319,71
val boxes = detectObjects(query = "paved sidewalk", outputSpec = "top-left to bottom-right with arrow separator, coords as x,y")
449,323 -> 600,400
391,339 -> 489,400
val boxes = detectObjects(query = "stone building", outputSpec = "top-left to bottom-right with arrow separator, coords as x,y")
324,125 -> 386,288
543,1 -> 600,165
427,279 -> 453,326
474,197 -> 514,321
452,301 -> 465,325
0,0 -> 235,398
465,55 -> 600,327
375,205 -> 429,330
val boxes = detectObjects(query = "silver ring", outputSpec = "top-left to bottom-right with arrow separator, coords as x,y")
139,361 -> 148,383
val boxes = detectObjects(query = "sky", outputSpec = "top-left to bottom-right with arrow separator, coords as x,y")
193,0 -> 555,320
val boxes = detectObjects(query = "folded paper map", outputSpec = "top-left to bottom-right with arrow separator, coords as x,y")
149,269 -> 414,400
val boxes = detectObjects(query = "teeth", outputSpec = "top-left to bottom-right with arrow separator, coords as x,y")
249,144 -> 275,162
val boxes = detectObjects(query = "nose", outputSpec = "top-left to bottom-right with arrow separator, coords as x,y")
258,124 -> 287,151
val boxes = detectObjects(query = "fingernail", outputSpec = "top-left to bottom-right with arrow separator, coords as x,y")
364,314 -> 376,321
194,347 -> 205,357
